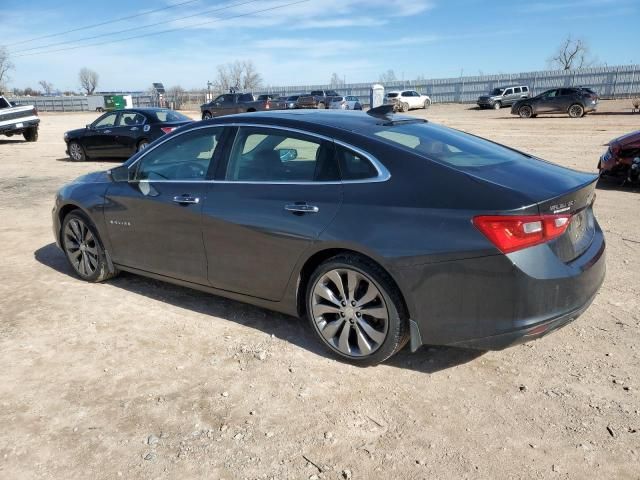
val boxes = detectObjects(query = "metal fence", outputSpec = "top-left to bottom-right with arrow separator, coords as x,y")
255,64 -> 640,105
8,64 -> 640,111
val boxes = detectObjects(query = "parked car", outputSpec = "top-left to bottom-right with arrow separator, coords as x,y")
599,130 -> 640,184
384,90 -> 431,112
511,88 -> 599,118
200,93 -> 276,119
477,85 -> 530,109
329,95 -> 363,110
0,95 -> 39,142
52,108 -> 605,365
296,90 -> 341,109
64,108 -> 193,161
284,95 -> 301,109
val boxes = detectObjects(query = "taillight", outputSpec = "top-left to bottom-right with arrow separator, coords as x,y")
34,107 -> 39,116
473,214 -> 572,253
161,127 -> 176,134
265,100 -> 271,109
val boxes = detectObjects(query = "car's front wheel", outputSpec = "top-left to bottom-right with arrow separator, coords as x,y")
202,111 -> 213,120
306,255 -> 409,365
68,141 -> 86,161
568,104 -> 584,118
137,139 -> 150,152
493,101 -> 501,110
61,210 -> 118,282
518,105 -> 533,118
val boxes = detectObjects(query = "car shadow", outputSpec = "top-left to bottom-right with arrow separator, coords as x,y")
34,242 -> 484,373
55,157 -> 125,163
596,176 -> 640,192
0,139 -> 27,145
590,111 -> 639,116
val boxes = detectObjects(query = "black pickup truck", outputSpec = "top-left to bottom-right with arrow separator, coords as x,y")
200,93 -> 276,119
0,95 -> 40,142
296,90 -> 341,109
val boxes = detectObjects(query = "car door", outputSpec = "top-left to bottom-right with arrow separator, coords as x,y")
110,111 -> 147,158
103,126 -> 226,284
83,112 -> 120,157
557,89 -> 575,112
502,88 -> 514,106
202,125 -> 343,301
537,90 -> 558,113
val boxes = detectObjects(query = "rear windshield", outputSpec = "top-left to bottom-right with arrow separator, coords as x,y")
372,123 -> 525,168
151,110 -> 191,122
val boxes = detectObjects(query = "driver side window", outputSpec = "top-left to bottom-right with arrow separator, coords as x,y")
94,113 -> 118,128
133,128 -> 223,181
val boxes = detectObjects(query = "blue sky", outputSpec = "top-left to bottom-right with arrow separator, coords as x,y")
0,0 -> 638,92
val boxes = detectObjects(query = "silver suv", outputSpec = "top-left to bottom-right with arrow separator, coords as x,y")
477,85 -> 530,110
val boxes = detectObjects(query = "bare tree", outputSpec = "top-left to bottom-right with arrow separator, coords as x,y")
167,85 -> 186,109
549,36 -> 594,70
214,60 -> 262,93
79,67 -> 99,95
0,47 -> 14,92
38,80 -> 54,95
329,72 -> 345,89
378,69 -> 397,84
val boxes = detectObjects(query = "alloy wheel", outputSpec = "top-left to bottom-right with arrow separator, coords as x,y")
63,218 -> 99,277
311,268 -> 389,357
69,143 -> 83,161
519,106 -> 532,118
569,104 -> 584,118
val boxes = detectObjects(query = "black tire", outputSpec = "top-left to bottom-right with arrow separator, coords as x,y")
401,102 -> 409,112
23,127 -> 38,142
202,111 -> 213,120
518,105 -> 533,118
493,101 -> 501,110
305,254 -> 409,366
568,104 -> 584,118
68,141 -> 86,161
137,139 -> 150,152
61,210 -> 118,283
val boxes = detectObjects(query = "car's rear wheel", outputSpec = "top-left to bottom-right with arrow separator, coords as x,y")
518,105 -> 533,118
137,139 -> 150,152
493,101 -> 501,110
61,211 -> 118,282
423,98 -> 431,109
306,255 -> 409,365
568,104 -> 584,118
401,102 -> 409,112
68,141 -> 86,161
202,111 -> 212,120
23,127 -> 38,142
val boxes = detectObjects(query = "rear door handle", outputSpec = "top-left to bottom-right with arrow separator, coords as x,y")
104,130 -> 112,134
130,127 -> 139,131
173,194 -> 200,204
285,203 -> 319,214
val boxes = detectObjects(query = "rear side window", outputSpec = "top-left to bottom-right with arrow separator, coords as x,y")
336,146 -> 378,180
514,87 -> 521,94
239,94 -> 254,102
118,112 -> 145,126
152,110 -> 191,122
522,86 -> 529,92
373,123 -> 525,168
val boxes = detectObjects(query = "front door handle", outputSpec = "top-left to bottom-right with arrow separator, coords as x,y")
285,203 -> 319,214
103,129 -> 111,134
130,127 -> 139,131
173,194 -> 200,205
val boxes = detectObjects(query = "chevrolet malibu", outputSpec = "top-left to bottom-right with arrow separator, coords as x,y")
52,107 -> 606,365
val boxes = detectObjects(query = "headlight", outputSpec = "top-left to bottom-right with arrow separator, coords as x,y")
64,132 -> 68,140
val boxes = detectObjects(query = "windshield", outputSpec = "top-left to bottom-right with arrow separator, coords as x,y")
286,96 -> 299,101
152,110 -> 191,122
490,88 -> 505,96
372,123 -> 525,168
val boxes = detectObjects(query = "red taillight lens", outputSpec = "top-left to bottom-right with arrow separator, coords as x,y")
473,214 -> 572,253
265,100 -> 271,109
161,127 -> 176,134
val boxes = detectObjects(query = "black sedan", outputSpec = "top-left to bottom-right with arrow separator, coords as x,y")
52,107 -> 605,365
64,108 -> 193,161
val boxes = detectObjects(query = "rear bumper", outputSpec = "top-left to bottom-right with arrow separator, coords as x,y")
399,224 -> 606,351
0,118 -> 39,135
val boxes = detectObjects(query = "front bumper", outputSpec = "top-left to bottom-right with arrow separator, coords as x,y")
399,224 -> 606,351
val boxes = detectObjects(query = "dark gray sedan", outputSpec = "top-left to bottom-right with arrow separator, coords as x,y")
52,108 -> 605,365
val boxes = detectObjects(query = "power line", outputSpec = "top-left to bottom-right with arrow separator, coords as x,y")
13,0 -> 310,58
10,0 -> 261,54
5,0 -> 202,47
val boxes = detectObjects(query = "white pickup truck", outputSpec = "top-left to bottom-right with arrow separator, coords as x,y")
0,95 -> 40,142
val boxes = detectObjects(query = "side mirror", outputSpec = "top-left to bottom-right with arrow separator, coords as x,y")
278,148 -> 298,162
109,165 -> 130,182
86,124 -> 93,130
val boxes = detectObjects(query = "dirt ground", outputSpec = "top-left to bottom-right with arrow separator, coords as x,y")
0,101 -> 639,480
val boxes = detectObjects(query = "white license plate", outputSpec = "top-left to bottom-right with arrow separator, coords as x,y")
15,122 -> 23,128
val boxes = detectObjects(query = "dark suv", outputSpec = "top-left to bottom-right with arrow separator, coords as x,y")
511,88 -> 599,118
477,85 -> 530,109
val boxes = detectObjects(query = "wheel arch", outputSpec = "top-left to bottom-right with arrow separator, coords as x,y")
294,247 -> 411,322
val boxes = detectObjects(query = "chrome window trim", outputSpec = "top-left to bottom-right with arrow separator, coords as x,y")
127,122 -> 391,185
